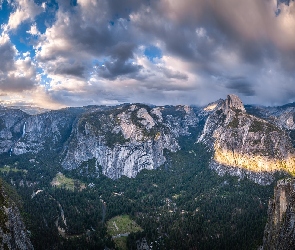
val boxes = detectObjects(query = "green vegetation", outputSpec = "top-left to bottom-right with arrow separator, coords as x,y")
0,178 -> 9,234
51,172 -> 85,191
107,215 -> 142,250
0,177 -> 24,235
0,165 -> 27,174
113,237 -> 128,250
216,109 -> 226,123
105,131 -> 129,148
249,119 -> 280,134
75,158 -> 101,177
107,215 -> 143,236
249,120 -> 265,132
0,140 -> 278,250
227,109 -> 242,128
228,116 -> 239,128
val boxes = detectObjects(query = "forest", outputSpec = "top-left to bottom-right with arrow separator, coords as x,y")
0,138 -> 282,250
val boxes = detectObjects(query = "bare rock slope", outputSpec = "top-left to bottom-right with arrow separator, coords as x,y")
198,94 -> 295,184
262,178 -> 295,250
0,179 -> 33,250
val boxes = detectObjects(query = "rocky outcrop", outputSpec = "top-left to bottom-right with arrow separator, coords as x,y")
1,95 -> 295,183
222,93 -> 246,114
198,94 -> 295,184
12,109 -> 80,155
262,178 -> 295,250
0,107 -> 28,154
61,104 -> 190,179
0,104 -> 200,180
245,103 -> 295,130
0,179 -> 34,250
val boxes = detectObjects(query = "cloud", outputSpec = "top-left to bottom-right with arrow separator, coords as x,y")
161,67 -> 188,80
7,0 -> 43,31
0,33 -> 37,93
0,34 -> 16,73
26,23 -> 40,36
2,0 -> 295,108
225,77 -> 255,96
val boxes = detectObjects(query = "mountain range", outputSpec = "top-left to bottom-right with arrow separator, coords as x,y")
1,94 -> 295,249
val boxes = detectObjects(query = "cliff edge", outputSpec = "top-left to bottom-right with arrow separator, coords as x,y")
262,178 -> 295,250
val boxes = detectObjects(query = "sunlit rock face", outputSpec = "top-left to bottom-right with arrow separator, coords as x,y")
198,94 -> 295,185
262,178 -> 295,250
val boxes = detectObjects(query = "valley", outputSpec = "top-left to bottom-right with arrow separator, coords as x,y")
0,94 -> 294,249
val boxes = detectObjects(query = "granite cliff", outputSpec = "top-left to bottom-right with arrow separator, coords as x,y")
0,104 -> 200,179
198,94 -> 295,184
0,95 -> 295,184
0,178 -> 33,250
61,104 -> 198,179
262,178 -> 295,250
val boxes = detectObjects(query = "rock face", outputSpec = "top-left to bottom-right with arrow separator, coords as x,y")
0,179 -> 34,250
0,107 -> 28,154
0,104 -> 200,180
61,104 -> 196,179
198,94 -> 295,185
12,109 -> 81,155
1,95 -> 295,183
262,178 -> 295,250
222,94 -> 246,114
245,103 -> 295,131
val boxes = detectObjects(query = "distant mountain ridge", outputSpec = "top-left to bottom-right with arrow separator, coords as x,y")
0,95 -> 294,184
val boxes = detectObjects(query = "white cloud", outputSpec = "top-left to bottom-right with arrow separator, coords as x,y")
0,32 -> 37,93
2,0 -> 295,108
26,23 -> 40,36
7,0 -> 43,31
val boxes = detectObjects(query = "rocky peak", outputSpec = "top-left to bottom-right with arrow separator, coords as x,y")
198,94 -> 295,185
222,94 -> 246,114
262,178 -> 295,249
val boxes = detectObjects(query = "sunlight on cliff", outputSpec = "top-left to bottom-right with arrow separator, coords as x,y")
214,147 -> 295,174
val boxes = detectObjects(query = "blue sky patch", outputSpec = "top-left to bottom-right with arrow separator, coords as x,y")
144,45 -> 162,62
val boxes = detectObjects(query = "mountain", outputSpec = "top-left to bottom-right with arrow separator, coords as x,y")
0,104 -> 201,179
262,178 -> 295,250
0,178 -> 33,250
0,95 -> 295,184
1,95 -> 295,249
198,94 -> 295,185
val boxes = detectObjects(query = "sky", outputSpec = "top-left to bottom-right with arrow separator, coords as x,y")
0,0 -> 295,109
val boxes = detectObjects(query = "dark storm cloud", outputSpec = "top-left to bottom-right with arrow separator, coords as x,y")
0,75 -> 36,92
98,60 -> 142,80
51,62 -> 86,78
226,77 -> 255,96
277,0 -> 294,6
97,42 -> 143,79
109,42 -> 136,61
